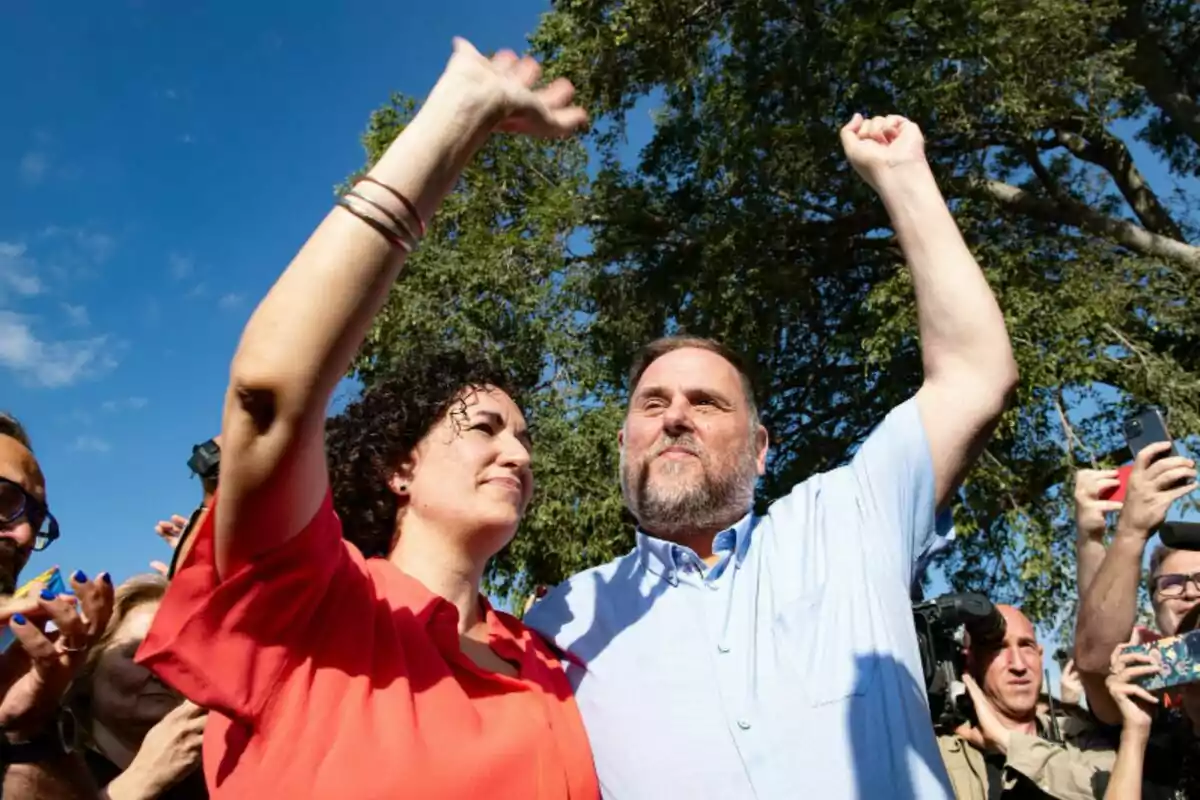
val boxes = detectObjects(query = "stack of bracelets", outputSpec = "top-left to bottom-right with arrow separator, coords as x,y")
338,176 -> 427,252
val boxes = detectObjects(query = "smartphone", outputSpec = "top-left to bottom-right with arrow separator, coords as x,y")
1099,464 -> 1134,502
0,566 -> 68,654
1125,409 -> 1177,462
1129,629 -> 1200,692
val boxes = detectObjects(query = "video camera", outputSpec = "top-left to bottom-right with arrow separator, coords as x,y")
187,438 -> 221,483
913,592 -> 1005,730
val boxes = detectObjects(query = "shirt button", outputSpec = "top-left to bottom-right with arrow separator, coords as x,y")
706,581 -> 719,591
737,719 -> 752,731
717,643 -> 730,654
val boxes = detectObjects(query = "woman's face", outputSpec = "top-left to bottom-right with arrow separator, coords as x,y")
90,601 -> 181,741
399,386 -> 534,555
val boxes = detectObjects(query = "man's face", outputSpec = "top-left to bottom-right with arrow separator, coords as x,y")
1153,549 -> 1200,635
972,605 -> 1043,723
620,348 -> 768,538
0,435 -> 46,594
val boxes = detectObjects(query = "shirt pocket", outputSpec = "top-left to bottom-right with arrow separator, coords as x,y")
773,589 -> 880,706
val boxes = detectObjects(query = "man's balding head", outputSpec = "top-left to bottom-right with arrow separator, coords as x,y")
968,604 -> 1044,724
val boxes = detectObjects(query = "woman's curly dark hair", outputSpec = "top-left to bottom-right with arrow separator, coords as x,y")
325,350 -> 519,559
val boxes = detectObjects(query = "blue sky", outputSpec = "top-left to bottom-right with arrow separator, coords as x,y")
0,0 -> 570,584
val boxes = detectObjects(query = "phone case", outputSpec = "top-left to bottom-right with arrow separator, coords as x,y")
1128,629 -> 1200,692
1099,464 -> 1134,502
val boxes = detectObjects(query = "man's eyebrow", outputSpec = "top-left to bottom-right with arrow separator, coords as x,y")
685,386 -> 734,403
632,384 -> 668,399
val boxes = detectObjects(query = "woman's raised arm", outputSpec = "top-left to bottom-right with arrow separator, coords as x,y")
213,39 -> 586,576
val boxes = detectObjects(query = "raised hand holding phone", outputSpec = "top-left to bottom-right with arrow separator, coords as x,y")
1106,641 -> 1161,734
1116,441 -> 1197,542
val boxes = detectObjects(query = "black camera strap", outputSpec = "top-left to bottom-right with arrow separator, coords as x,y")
167,505 -> 207,579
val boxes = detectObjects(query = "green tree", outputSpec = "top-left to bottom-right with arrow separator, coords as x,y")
523,0 -> 1200,628
348,3 -> 1199,627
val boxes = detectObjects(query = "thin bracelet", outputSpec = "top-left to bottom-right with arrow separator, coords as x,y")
345,189 -> 417,246
336,199 -> 413,254
356,176 -> 427,238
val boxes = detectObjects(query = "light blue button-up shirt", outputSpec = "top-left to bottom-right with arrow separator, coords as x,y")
525,399 -> 955,799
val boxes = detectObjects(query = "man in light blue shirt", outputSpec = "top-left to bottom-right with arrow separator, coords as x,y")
524,113 -> 1019,798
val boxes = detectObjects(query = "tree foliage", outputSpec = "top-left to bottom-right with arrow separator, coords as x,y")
352,0 -> 1200,626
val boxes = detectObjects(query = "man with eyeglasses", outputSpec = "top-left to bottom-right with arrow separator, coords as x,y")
1,410 -> 114,798
0,413 -> 59,595
1074,439 -> 1200,727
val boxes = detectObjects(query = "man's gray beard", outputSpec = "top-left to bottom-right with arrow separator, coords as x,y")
621,443 -> 758,540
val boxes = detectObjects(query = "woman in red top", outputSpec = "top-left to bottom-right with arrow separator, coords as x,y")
136,39 -> 597,799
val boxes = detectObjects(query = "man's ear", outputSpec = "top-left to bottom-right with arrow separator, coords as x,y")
754,424 -> 769,476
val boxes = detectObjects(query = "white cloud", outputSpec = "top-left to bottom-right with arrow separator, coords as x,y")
62,303 -> 89,327
19,152 -> 47,184
0,242 -> 44,297
72,435 -> 111,453
169,253 -> 193,280
40,227 -> 115,264
101,396 -> 148,413
0,311 -> 116,388
68,409 -> 94,426
217,292 -> 244,310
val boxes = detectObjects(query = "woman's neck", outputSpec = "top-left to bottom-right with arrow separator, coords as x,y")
388,519 -> 491,635
89,721 -> 139,770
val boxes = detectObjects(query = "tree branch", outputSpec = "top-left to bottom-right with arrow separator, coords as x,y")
1022,143 -> 1068,204
1054,389 -> 1100,469
977,179 -> 1200,271
1053,122 -> 1184,239
1112,4 -> 1200,149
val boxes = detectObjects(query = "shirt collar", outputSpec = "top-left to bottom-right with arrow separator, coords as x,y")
635,511 -> 755,584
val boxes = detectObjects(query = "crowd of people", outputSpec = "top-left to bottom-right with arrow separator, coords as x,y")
1,37 -> 1197,799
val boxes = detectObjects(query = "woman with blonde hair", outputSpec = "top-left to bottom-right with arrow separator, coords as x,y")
69,575 -> 206,799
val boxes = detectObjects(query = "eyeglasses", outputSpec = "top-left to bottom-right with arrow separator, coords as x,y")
1153,572 -> 1200,599
0,477 -> 60,552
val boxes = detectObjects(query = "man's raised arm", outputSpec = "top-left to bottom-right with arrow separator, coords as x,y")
841,115 -> 1018,509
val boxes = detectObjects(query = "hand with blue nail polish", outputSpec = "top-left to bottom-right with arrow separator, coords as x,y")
1,566 -> 115,739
